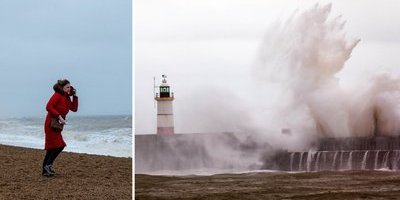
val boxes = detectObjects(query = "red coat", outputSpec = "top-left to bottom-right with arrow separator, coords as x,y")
44,92 -> 78,150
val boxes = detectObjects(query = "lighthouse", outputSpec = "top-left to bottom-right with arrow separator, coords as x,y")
155,75 -> 175,135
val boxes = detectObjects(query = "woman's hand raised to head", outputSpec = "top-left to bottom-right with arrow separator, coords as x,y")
70,86 -> 77,96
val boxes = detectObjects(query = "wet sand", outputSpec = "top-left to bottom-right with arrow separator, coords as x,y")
136,170 -> 400,199
0,144 -> 132,199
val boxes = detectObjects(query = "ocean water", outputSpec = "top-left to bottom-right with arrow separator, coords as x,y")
0,115 -> 132,157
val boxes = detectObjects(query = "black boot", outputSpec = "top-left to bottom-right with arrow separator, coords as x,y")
48,165 -> 56,174
42,165 -> 55,177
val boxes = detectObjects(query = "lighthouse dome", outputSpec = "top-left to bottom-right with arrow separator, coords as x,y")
160,81 -> 169,87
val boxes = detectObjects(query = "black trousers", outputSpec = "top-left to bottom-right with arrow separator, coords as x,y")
42,147 -> 64,168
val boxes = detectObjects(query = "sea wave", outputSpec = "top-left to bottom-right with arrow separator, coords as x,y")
0,116 -> 132,157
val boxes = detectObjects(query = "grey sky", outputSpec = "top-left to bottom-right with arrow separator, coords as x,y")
0,0 -> 131,118
135,0 -> 400,134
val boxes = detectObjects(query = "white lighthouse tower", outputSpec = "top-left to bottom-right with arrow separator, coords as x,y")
155,75 -> 175,135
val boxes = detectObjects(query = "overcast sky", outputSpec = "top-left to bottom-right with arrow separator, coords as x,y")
135,0 -> 400,134
0,0 -> 131,118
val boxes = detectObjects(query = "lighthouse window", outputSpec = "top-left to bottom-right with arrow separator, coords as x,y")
160,87 -> 169,93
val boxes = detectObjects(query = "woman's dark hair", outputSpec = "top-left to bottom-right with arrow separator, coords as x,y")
53,79 -> 70,94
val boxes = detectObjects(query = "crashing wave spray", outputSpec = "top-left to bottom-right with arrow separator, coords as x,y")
347,72 -> 400,137
255,3 -> 400,146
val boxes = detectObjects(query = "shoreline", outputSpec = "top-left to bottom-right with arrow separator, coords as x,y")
0,143 -> 132,158
0,144 -> 132,199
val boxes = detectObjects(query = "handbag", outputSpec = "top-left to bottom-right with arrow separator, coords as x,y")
50,117 -> 64,131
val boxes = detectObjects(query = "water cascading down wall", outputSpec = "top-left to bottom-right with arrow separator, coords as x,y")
273,137 -> 400,171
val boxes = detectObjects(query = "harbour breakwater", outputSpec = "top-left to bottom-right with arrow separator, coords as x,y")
136,133 -> 400,173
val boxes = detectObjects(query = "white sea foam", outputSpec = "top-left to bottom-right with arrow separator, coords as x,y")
0,116 -> 132,157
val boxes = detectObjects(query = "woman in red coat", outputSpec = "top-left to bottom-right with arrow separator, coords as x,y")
42,79 -> 78,177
